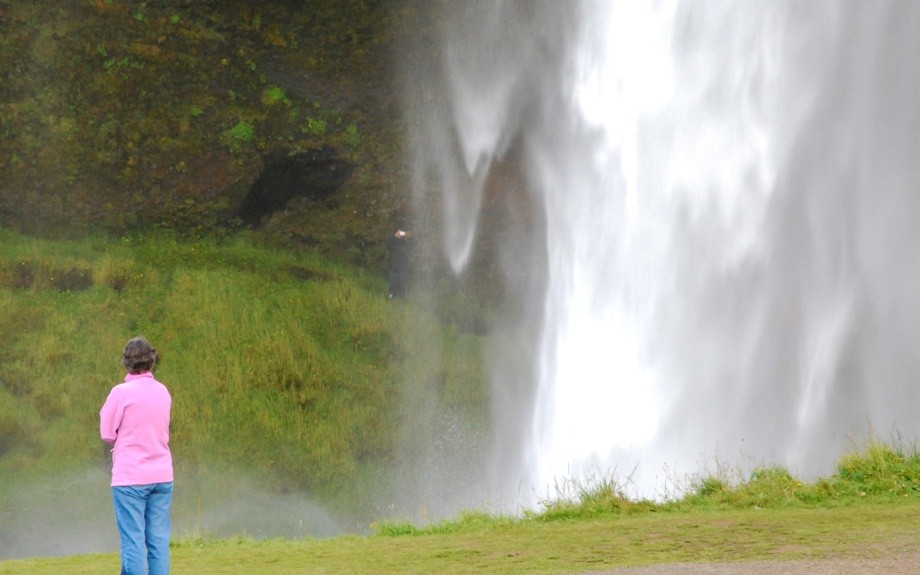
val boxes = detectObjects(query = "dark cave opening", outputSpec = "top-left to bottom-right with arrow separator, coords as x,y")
236,148 -> 354,227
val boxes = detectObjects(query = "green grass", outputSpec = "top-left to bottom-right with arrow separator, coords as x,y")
2,499 -> 920,574
0,227 -> 487,518
516,436 -> 920,522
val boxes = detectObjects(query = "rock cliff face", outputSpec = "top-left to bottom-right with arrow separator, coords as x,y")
0,0 -> 406,268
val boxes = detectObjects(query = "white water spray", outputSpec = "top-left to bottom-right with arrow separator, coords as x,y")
405,0 -> 920,505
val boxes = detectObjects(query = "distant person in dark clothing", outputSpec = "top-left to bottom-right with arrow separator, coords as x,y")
387,228 -> 415,299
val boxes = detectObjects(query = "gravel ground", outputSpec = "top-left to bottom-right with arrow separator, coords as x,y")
582,552 -> 920,575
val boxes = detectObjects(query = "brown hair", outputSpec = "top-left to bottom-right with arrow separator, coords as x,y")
122,336 -> 158,374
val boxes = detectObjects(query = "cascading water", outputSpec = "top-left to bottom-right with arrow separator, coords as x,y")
403,0 -> 920,507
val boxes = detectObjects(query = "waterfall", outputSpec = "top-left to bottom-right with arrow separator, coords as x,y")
403,0 -> 920,506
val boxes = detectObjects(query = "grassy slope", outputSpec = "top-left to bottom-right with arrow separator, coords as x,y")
2,499 -> 919,574
0,228 -> 487,520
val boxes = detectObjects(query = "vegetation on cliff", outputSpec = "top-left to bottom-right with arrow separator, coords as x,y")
0,0 -> 412,269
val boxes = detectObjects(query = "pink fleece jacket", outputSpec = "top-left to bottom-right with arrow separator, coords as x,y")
99,371 -> 173,487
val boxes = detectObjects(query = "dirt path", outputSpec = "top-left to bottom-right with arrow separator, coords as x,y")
584,552 -> 920,574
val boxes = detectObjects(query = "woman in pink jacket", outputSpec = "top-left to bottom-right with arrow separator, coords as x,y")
100,336 -> 173,575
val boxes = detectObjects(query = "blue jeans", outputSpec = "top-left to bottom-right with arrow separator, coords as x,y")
112,482 -> 173,575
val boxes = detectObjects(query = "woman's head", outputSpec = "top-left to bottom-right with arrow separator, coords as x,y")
122,336 -> 158,374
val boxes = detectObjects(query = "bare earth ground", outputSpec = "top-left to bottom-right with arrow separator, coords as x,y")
586,552 -> 920,575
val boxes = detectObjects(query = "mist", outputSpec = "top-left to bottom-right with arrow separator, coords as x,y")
0,467 -> 345,560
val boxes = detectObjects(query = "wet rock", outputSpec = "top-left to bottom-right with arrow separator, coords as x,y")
150,150 -> 262,233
